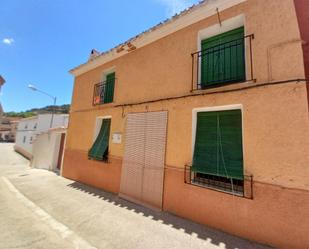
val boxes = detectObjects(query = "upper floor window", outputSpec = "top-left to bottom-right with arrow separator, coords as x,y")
191,21 -> 254,91
93,72 -> 115,105
200,27 -> 245,88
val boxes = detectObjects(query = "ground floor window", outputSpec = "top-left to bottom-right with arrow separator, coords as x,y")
88,118 -> 111,161
192,109 -> 244,194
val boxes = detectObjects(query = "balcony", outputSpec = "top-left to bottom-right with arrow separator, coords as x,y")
191,34 -> 255,91
93,78 -> 115,105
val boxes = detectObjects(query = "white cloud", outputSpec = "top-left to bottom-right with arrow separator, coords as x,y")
2,38 -> 15,45
156,0 -> 196,17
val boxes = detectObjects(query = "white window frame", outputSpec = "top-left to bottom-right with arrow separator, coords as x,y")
102,67 -> 116,82
197,14 -> 246,87
93,115 -> 112,142
191,104 -> 245,195
97,67 -> 116,104
192,104 -> 244,160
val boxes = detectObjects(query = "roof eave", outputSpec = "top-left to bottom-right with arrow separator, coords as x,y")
69,0 -> 246,77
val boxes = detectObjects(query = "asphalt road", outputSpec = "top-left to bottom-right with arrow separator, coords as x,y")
0,143 -> 272,249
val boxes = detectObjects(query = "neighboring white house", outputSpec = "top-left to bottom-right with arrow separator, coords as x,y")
14,116 -> 38,158
31,127 -> 66,172
14,114 -> 69,159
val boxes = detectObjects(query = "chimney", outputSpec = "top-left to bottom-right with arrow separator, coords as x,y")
88,49 -> 100,61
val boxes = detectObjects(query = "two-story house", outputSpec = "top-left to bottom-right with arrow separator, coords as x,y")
62,0 -> 309,248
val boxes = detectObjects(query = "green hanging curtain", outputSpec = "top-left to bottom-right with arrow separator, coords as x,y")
104,72 -> 115,103
192,110 -> 243,180
201,27 -> 245,87
88,119 -> 111,161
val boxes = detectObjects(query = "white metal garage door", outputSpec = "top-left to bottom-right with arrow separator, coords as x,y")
120,111 -> 168,209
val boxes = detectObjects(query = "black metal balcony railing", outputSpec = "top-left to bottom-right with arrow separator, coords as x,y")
93,79 -> 115,105
191,34 -> 255,91
184,165 -> 253,199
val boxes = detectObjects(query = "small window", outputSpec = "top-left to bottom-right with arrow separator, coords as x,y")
200,27 -> 245,88
24,124 -> 28,129
34,123 -> 37,129
192,109 -> 244,195
88,119 -> 111,161
23,136 -> 26,143
93,72 -> 115,105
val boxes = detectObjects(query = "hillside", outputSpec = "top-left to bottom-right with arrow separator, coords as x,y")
4,104 -> 70,118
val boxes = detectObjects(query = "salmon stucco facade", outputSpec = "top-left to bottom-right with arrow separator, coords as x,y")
62,0 -> 309,248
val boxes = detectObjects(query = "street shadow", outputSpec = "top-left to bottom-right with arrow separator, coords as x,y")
67,181 -> 270,249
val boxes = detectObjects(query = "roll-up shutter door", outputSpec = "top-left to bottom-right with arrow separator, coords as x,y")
120,111 -> 168,209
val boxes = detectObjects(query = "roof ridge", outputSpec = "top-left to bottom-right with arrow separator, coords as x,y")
75,0 -> 208,68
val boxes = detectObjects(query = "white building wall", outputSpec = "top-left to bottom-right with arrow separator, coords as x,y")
15,114 -> 69,158
31,131 -> 63,171
36,114 -> 69,133
15,117 -> 38,157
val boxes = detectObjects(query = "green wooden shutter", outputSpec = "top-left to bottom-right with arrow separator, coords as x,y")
192,110 -> 243,180
201,27 -> 245,87
104,72 -> 115,103
88,119 -> 111,161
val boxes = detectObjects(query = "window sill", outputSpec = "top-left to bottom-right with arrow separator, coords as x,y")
191,79 -> 256,93
88,157 -> 109,164
190,180 -> 244,197
93,102 -> 114,106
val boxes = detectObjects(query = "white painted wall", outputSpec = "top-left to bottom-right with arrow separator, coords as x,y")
15,114 -> 69,157
15,117 -> 38,155
36,114 -> 69,133
31,131 -> 64,171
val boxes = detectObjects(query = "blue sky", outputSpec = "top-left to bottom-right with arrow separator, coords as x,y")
0,0 -> 198,112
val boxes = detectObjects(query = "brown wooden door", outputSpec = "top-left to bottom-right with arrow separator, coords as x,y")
57,133 -> 66,170
120,111 -> 168,209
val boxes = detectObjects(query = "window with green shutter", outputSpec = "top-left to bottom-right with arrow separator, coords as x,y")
201,27 -> 245,88
88,119 -> 111,161
93,72 -> 115,105
104,72 -> 115,104
192,109 -> 244,193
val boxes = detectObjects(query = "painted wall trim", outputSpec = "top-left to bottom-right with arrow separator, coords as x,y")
70,0 -> 247,76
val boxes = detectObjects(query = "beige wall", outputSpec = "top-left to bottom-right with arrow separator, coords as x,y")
65,0 -> 309,190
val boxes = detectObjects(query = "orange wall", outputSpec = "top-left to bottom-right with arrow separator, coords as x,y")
63,0 -> 309,248
65,0 -> 309,189
163,166 -> 309,249
70,0 -> 306,112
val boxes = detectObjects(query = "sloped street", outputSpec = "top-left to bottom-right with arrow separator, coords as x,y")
0,143 -> 271,249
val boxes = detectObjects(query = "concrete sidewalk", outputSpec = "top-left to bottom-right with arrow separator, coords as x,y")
5,168 -> 271,249
0,143 -> 271,249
